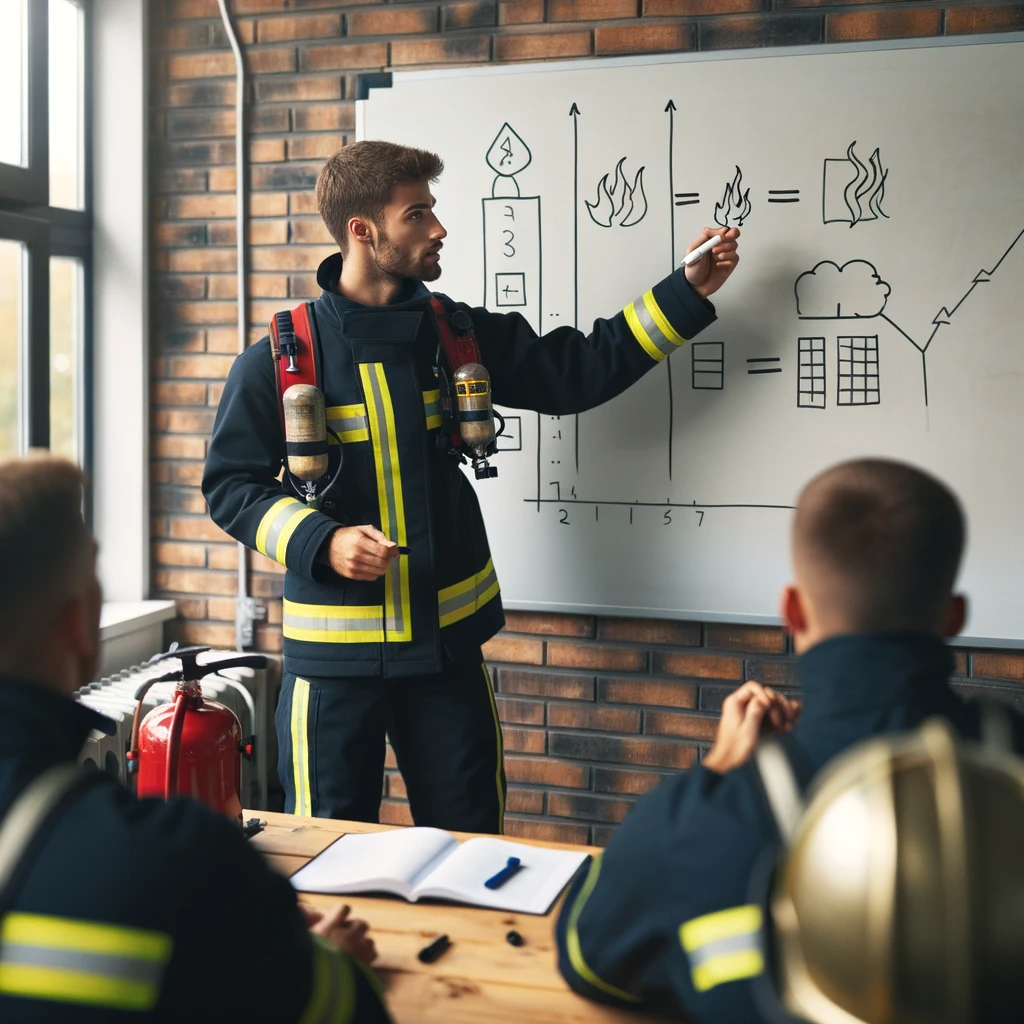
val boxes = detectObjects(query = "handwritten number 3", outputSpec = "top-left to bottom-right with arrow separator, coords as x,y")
502,230 -> 516,258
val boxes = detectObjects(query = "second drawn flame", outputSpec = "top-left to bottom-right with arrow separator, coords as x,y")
714,166 -> 752,228
585,157 -> 648,229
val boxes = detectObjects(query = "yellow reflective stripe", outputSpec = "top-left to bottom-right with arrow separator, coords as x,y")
290,678 -> 313,816
325,404 -> 369,445
255,496 -> 314,567
642,290 -> 686,348
680,904 -> 764,993
423,389 -> 443,431
275,507 -> 315,565
282,600 -> 386,645
482,663 -> 506,833
300,938 -> 356,1024
564,856 -> 643,1003
0,964 -> 158,1011
255,496 -> 294,556
438,559 -> 501,628
1,914 -> 171,962
622,300 -> 665,363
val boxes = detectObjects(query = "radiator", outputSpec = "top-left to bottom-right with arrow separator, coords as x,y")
74,650 -> 271,810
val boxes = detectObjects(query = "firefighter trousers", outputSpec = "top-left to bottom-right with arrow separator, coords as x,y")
275,651 -> 507,834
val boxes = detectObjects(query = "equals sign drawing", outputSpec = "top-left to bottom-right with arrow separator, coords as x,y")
767,190 -> 800,204
747,357 -> 782,375
674,192 -> 699,207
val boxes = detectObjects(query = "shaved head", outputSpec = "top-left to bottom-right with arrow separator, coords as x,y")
793,459 -> 964,634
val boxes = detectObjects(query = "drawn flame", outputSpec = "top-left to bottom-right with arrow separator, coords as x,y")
842,142 -> 888,226
714,166 -> 752,228
585,157 -> 648,229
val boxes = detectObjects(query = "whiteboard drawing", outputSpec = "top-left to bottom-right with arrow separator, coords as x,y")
675,190 -> 699,207
485,122 -> 532,192
585,157 -> 648,228
797,337 -> 826,409
795,259 -> 891,319
837,336 -> 881,406
747,357 -> 782,375
714,165 -> 752,227
691,341 -> 725,390
768,189 -> 801,204
822,142 -> 889,226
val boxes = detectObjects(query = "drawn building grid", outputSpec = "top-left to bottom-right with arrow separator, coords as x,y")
692,341 -> 724,391
837,335 -> 880,406
797,336 -> 826,409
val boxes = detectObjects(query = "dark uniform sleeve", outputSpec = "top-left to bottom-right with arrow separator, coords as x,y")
459,268 -> 716,415
201,339 -> 339,580
166,812 -> 392,1023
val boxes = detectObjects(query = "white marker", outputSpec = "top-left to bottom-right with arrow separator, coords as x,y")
680,234 -> 722,267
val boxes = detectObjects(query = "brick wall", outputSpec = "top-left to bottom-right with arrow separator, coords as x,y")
148,0 -> 1024,842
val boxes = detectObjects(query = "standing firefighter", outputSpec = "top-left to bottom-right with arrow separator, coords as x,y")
202,142 -> 740,831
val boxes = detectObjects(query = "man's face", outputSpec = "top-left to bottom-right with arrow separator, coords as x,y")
369,180 -> 447,282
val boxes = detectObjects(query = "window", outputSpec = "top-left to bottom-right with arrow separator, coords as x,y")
691,341 -> 725,391
798,336 -> 826,409
837,336 -> 880,406
0,0 -> 91,469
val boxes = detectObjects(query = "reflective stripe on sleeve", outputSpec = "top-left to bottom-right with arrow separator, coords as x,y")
438,559 -> 500,628
283,600 -> 385,645
299,937 -> 357,1024
325,404 -> 369,445
255,496 -> 316,567
423,389 -> 443,431
290,677 -> 313,816
679,904 -> 764,993
0,913 -> 172,1011
623,289 -> 688,363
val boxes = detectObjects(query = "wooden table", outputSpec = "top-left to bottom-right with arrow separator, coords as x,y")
248,811 -> 658,1024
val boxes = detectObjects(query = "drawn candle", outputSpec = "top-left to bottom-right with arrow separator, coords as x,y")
482,123 -> 542,333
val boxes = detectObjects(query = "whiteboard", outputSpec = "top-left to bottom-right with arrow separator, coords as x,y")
359,36 -> 1024,645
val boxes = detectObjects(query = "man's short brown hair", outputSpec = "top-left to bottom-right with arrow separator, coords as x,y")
316,141 -> 444,252
0,455 -> 92,636
794,459 -> 965,632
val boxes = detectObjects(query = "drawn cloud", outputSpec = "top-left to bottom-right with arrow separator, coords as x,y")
795,260 -> 891,318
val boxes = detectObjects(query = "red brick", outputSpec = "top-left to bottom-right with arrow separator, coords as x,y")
348,7 -> 439,35
507,788 -> 545,815
827,8 -> 941,42
598,676 -> 698,707
252,162 -> 322,191
250,139 -> 288,163
705,624 -> 786,654
443,3 -> 497,30
645,0 -> 762,12
167,353 -> 238,379
167,52 -> 235,80
155,168 -> 209,193
288,219 -> 333,244
502,726 -> 547,753
164,301 -> 237,327
743,659 -> 798,689
547,641 -> 647,673
153,437 -> 207,460
165,621 -> 237,648
299,43 -> 388,72
168,193 -> 235,220
251,247 -> 325,272
165,81 -> 236,108
388,774 -> 408,799
494,31 -> 592,61
153,381 -> 207,405
549,731 -> 697,769
252,624 -> 282,653
287,135 -> 346,161
547,704 -> 641,733
946,5 -> 1024,34
653,651 -> 742,680
598,617 -> 700,646
159,139 -> 235,167
495,697 -> 545,725
289,273 -> 320,298
255,76 -> 343,103
155,328 -> 206,354
482,635 -> 544,664
499,0 -> 545,25
168,249 -> 238,274
232,0 -> 346,11
384,746 -> 398,770
250,193 -> 291,217
699,13 -> 821,49
292,104 -> 355,132
593,767 -> 673,796
972,652 -> 1024,682
505,756 -> 590,789
153,541 -> 207,568
391,35 -> 491,65
499,669 -> 593,700
591,826 -> 619,847
174,597 -> 208,621
151,486 -> 208,514
154,21 -> 212,50
595,22 -> 694,54
645,710 -> 718,741
207,544 -> 242,570
153,276 -> 206,301
549,792 -> 635,824
154,568 -> 236,596
503,611 -> 596,638
248,48 -> 299,75
379,800 -> 414,826
290,192 -> 320,215
166,109 -> 236,139
171,463 -> 206,487
550,0 -> 636,18
953,650 -> 968,677
257,13 -> 342,42
504,818 -> 590,845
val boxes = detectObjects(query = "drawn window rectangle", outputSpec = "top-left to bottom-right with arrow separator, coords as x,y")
797,336 -> 826,409
837,336 -> 880,406
692,341 -> 724,391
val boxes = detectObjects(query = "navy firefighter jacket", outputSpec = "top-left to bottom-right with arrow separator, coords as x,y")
0,678 -> 391,1021
203,254 -> 716,679
555,632 -> 1024,1023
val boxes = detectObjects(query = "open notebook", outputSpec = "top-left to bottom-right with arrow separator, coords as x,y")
288,827 -> 590,915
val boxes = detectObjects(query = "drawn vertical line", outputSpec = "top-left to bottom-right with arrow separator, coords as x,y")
921,351 -> 929,408
535,412 -> 541,511
666,100 -> 677,482
571,102 -> 580,474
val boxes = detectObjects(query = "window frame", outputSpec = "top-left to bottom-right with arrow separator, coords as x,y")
0,0 -> 93,483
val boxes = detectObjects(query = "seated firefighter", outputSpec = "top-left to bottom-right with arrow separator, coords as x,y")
555,457 -> 1024,1022
0,455 -> 390,1022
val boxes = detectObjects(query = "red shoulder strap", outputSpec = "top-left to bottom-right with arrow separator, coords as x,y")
430,296 -> 481,370
269,303 -> 318,432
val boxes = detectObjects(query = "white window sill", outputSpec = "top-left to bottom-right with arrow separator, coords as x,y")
98,600 -> 177,677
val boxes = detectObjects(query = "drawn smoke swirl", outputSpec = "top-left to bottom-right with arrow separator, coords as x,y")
843,142 -> 888,226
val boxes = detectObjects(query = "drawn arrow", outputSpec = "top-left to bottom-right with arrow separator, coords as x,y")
570,102 -> 581,472
665,100 -> 677,481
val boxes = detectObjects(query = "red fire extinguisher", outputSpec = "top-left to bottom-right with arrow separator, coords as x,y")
126,645 -> 266,824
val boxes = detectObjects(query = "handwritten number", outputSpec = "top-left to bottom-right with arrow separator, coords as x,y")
502,230 -> 516,258
695,510 -> 704,526
559,509 -> 570,525
663,510 -> 672,526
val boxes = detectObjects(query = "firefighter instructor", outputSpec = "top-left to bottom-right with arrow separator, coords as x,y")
202,141 -> 741,832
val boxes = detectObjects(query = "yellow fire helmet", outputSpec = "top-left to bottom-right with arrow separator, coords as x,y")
757,712 -> 1024,1024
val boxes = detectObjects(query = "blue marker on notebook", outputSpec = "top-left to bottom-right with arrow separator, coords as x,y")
484,857 -> 523,890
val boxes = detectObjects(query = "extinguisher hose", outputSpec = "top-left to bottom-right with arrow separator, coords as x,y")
164,692 -> 188,800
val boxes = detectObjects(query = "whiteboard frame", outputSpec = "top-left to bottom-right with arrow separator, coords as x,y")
357,31 -> 1024,650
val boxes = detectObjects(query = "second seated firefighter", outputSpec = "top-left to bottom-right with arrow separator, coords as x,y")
203,141 -> 740,831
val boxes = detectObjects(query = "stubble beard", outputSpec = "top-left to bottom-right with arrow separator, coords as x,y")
371,228 -> 442,283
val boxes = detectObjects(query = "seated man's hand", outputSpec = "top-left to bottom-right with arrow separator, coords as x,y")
322,525 -> 399,582
683,226 -> 741,299
300,902 -> 378,965
702,681 -> 802,774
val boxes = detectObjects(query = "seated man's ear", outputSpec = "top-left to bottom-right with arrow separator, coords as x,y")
781,584 -> 807,635
942,594 -> 967,638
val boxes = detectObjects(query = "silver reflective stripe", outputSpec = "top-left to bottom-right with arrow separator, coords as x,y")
439,562 -> 498,623
364,367 -> 405,638
0,943 -> 164,986
327,411 -> 368,439
686,931 -> 762,971
632,296 -> 680,360
264,503 -> 299,561
423,393 -> 442,426
284,610 -> 384,635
